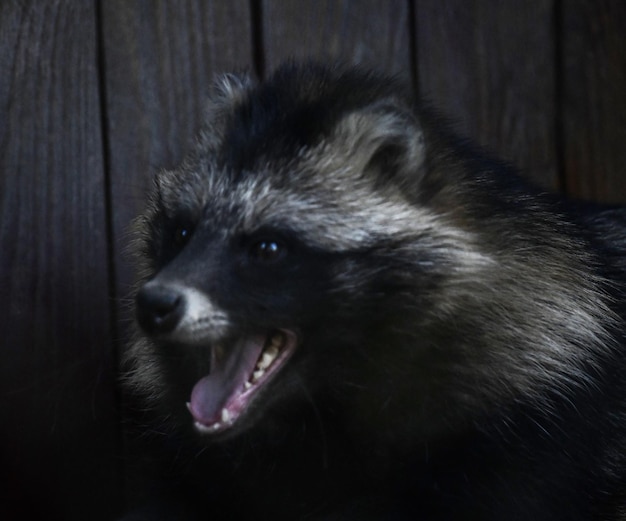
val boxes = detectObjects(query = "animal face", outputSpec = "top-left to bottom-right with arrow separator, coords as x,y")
124,62 -> 626,521
129,64 -> 476,437
131,63 -> 607,442
133,145 -> 433,434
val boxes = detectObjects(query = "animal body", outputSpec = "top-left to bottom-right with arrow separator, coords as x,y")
126,61 -> 626,520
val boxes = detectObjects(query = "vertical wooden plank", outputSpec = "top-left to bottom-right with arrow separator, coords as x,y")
101,0 -> 254,302
262,0 -> 412,75
100,0 -> 254,507
0,1 -> 120,520
416,0 -> 558,189
561,0 -> 626,203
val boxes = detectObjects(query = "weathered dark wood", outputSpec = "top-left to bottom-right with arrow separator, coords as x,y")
100,0 -> 254,508
262,0 -> 412,76
0,2 -> 120,520
416,0 -> 558,189
101,0 -> 254,300
561,0 -> 626,203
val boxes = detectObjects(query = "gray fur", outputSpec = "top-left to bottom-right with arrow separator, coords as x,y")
125,62 -> 626,520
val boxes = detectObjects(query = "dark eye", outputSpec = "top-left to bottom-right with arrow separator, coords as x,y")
173,225 -> 193,248
250,239 -> 286,263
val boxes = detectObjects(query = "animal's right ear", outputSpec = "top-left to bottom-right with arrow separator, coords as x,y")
198,72 -> 256,149
333,99 -> 426,190
212,72 -> 255,106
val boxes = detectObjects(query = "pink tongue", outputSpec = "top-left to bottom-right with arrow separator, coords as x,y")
188,334 -> 266,426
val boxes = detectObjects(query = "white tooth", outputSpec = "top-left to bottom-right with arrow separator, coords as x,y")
194,421 -> 221,434
252,369 -> 265,382
244,381 -> 252,390
221,408 -> 231,423
266,343 -> 280,358
257,352 -> 274,370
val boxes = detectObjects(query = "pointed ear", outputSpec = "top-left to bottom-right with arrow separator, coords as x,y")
333,99 -> 426,189
212,72 -> 255,106
198,72 -> 256,149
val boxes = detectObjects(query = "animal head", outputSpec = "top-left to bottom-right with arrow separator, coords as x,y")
128,62 -> 612,441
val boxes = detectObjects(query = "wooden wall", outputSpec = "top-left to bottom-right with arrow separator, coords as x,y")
0,1 -> 624,519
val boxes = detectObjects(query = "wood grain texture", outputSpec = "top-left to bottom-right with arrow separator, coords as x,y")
416,0 -> 558,188
100,0 -> 254,507
561,0 -> 626,203
101,0 -> 254,302
0,1 -> 120,520
262,0 -> 412,76
102,0 -> 252,296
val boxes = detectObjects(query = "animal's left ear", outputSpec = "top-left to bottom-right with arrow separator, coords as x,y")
333,99 -> 426,188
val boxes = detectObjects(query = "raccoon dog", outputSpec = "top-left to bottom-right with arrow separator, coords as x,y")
127,61 -> 626,520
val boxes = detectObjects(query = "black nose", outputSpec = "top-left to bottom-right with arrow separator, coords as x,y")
136,284 -> 185,335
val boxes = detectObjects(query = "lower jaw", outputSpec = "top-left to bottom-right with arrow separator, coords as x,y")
190,405 -> 237,434
188,329 -> 299,435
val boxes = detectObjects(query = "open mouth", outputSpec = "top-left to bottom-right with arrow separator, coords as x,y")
186,329 -> 298,434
